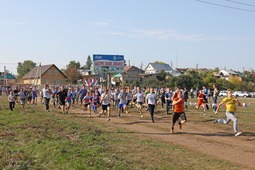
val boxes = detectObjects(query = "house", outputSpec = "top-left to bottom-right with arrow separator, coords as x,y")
111,66 -> 145,86
22,64 -> 67,85
144,63 -> 173,74
144,63 -> 181,76
219,69 -> 241,81
0,72 -> 16,85
123,66 -> 145,82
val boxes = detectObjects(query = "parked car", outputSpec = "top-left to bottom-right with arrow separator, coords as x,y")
249,92 -> 255,98
232,91 -> 250,98
218,90 -> 227,97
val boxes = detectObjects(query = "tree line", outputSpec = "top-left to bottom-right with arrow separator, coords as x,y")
16,58 -> 255,91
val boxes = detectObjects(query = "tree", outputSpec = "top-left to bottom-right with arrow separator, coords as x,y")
154,61 -> 166,64
156,70 -> 167,81
67,60 -> 80,69
65,66 -> 81,84
85,55 -> 92,70
65,60 -> 81,84
17,60 -> 36,78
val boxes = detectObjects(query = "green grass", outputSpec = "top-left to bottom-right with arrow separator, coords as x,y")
0,95 -> 250,169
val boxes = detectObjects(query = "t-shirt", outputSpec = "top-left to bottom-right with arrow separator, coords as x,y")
147,93 -> 156,105
101,93 -> 110,105
222,96 -> 237,112
173,97 -> 185,113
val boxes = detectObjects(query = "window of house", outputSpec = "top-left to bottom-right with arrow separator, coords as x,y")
54,69 -> 58,75
47,70 -> 51,74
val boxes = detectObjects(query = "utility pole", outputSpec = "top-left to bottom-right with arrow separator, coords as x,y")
4,66 -> 7,86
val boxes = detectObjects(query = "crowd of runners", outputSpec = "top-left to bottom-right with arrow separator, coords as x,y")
0,83 -> 242,136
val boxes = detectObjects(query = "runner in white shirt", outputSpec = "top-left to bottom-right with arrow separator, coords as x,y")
134,88 -> 144,117
100,89 -> 111,121
146,87 -> 157,122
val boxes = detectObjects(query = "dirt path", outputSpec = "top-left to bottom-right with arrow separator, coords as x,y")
73,107 -> 255,169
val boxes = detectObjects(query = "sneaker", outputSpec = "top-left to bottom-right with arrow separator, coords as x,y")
98,114 -> 101,117
203,113 -> 207,116
140,114 -> 144,118
107,118 -> 110,121
235,132 -> 242,137
126,110 -> 129,114
178,122 -> 182,129
213,119 -> 218,124
118,115 -> 121,118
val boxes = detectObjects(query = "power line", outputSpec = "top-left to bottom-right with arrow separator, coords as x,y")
225,0 -> 255,8
195,0 -> 255,12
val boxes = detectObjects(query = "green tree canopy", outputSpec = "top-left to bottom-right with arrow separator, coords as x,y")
85,55 -> 92,70
67,60 -> 80,69
17,60 -> 36,78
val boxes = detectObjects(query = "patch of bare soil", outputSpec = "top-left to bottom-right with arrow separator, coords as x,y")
72,106 -> 255,169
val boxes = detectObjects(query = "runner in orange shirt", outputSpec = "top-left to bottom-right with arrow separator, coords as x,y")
196,89 -> 206,114
171,90 -> 187,134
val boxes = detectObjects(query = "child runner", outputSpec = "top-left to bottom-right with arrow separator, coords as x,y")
18,88 -> 26,114
214,89 -> 242,137
100,89 -> 111,121
196,90 -> 206,114
171,90 -> 187,134
117,88 -> 128,118
134,88 -> 144,117
65,88 -> 73,114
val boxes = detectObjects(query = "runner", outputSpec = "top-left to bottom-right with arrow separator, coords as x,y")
196,89 -> 206,114
214,89 -> 242,137
117,88 -> 128,118
146,87 -> 156,123
8,91 -> 15,111
42,84 -> 51,112
57,86 -> 67,115
18,87 -> 26,114
212,84 -> 219,112
171,90 -> 187,134
134,88 -> 144,117
100,89 -> 111,121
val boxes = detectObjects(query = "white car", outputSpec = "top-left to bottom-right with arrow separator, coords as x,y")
218,90 -> 227,97
233,91 -> 250,98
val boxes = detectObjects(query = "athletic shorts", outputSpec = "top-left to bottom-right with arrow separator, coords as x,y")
102,104 -> 110,111
118,103 -> 127,109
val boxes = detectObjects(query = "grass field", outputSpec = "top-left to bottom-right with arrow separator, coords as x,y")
0,95 -> 254,169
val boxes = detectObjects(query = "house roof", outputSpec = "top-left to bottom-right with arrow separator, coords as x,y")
0,72 -> 16,79
22,64 -> 67,79
124,66 -> 145,73
220,69 -> 238,75
145,63 -> 173,71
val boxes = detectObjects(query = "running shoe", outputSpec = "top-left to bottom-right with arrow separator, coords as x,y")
235,132 -> 242,137
178,122 -> 182,129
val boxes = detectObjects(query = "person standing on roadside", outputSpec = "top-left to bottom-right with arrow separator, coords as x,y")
42,84 -> 51,112
214,89 -> 242,137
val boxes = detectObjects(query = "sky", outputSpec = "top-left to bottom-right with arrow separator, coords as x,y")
1,0 -> 255,75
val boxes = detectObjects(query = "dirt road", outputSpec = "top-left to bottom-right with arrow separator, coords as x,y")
74,107 -> 255,169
